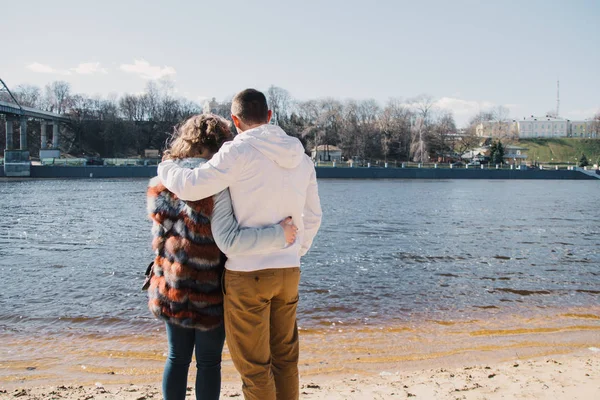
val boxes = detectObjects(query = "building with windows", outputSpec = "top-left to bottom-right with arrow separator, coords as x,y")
311,145 -> 342,162
475,121 -> 517,138
570,120 -> 598,138
516,116 -> 569,138
504,145 -> 528,164
462,145 -> 528,165
476,116 -> 598,139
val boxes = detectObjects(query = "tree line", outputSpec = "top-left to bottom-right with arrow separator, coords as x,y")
4,80 -> 596,161
1,80 -> 200,157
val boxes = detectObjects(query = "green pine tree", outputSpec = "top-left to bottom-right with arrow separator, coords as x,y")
489,141 -> 498,164
579,153 -> 589,167
493,141 -> 505,165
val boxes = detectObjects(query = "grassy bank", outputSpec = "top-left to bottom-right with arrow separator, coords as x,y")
518,138 -> 600,164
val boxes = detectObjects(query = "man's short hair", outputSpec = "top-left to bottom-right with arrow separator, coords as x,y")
231,89 -> 269,125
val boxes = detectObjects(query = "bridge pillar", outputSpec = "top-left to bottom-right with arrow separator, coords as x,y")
40,121 -> 61,159
19,117 -> 27,150
52,122 -> 59,148
5,117 -> 15,150
4,117 -> 31,176
40,121 -> 47,149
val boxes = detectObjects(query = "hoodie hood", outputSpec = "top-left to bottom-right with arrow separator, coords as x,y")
235,124 -> 305,169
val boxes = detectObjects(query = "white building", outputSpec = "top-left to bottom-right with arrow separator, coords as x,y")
570,120 -> 598,138
516,116 -> 569,138
476,121 -> 517,138
311,145 -> 342,162
477,116 -> 598,139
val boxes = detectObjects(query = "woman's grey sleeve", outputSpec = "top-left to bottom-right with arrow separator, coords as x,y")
211,189 -> 286,255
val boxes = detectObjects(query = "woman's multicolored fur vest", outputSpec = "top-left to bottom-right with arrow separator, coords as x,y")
147,174 -> 224,331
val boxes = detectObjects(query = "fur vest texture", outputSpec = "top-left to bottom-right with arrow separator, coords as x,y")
146,158 -> 224,330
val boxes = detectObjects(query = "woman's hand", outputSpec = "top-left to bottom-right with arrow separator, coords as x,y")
280,217 -> 298,244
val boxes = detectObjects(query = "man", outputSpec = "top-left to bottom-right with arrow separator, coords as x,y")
157,88 -> 322,400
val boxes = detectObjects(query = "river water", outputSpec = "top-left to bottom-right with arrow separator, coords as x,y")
0,178 -> 599,338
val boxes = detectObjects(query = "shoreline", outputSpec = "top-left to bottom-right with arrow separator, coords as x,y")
1,165 -> 598,179
2,307 -> 599,398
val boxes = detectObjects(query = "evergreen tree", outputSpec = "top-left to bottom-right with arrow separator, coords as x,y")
579,153 -> 589,167
489,141 -> 497,164
490,141 -> 504,165
495,141 -> 505,165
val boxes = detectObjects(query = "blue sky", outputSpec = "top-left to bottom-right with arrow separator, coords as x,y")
2,0 -> 599,126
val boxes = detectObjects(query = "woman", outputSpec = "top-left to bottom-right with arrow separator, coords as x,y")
146,114 -> 296,400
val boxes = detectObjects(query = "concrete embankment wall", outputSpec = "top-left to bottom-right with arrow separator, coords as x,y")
28,165 -> 158,178
1,165 -> 598,180
316,167 -> 598,180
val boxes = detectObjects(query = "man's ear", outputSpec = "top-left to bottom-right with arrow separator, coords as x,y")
231,114 -> 242,129
267,110 -> 273,124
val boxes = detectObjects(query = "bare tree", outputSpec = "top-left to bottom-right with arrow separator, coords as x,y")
492,105 -> 514,138
267,86 -> 292,127
410,94 -> 436,123
408,95 -> 436,162
119,94 -> 146,121
410,117 -> 428,163
14,84 -> 42,108
43,81 -> 72,113
377,98 -> 411,161
454,129 -> 480,157
430,111 -> 457,160
591,111 -> 600,137
143,81 -> 161,121
465,110 -> 494,137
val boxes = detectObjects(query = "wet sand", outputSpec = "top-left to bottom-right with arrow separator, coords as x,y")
1,308 -> 599,399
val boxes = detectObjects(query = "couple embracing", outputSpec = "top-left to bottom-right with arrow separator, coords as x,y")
146,89 -> 322,400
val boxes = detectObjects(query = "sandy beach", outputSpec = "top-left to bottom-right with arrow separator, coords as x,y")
2,308 -> 599,399
2,351 -> 599,399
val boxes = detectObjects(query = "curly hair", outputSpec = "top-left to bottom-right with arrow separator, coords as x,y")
164,114 -> 233,160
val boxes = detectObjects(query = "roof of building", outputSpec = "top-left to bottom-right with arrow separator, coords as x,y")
519,116 -> 568,122
312,145 -> 342,151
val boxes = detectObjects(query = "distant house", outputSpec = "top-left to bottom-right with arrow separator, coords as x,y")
144,149 -> 160,158
462,145 -> 528,165
503,145 -> 528,164
311,145 -> 342,162
461,146 -> 489,161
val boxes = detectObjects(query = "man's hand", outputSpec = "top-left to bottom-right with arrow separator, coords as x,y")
280,217 -> 298,244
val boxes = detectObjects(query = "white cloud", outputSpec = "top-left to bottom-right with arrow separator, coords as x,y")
120,59 -> 176,80
71,62 -> 108,75
435,97 -> 495,117
26,62 -> 71,75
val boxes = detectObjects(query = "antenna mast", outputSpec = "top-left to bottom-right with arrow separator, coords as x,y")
556,79 -> 560,117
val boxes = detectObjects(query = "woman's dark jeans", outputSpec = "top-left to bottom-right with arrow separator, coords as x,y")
163,322 -> 225,400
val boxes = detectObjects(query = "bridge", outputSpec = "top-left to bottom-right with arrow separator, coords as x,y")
1,78 -> 71,176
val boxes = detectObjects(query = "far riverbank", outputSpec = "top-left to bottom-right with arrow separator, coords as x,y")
1,165 -> 598,179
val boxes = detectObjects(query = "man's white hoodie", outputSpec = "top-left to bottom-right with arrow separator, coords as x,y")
158,124 -> 322,272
